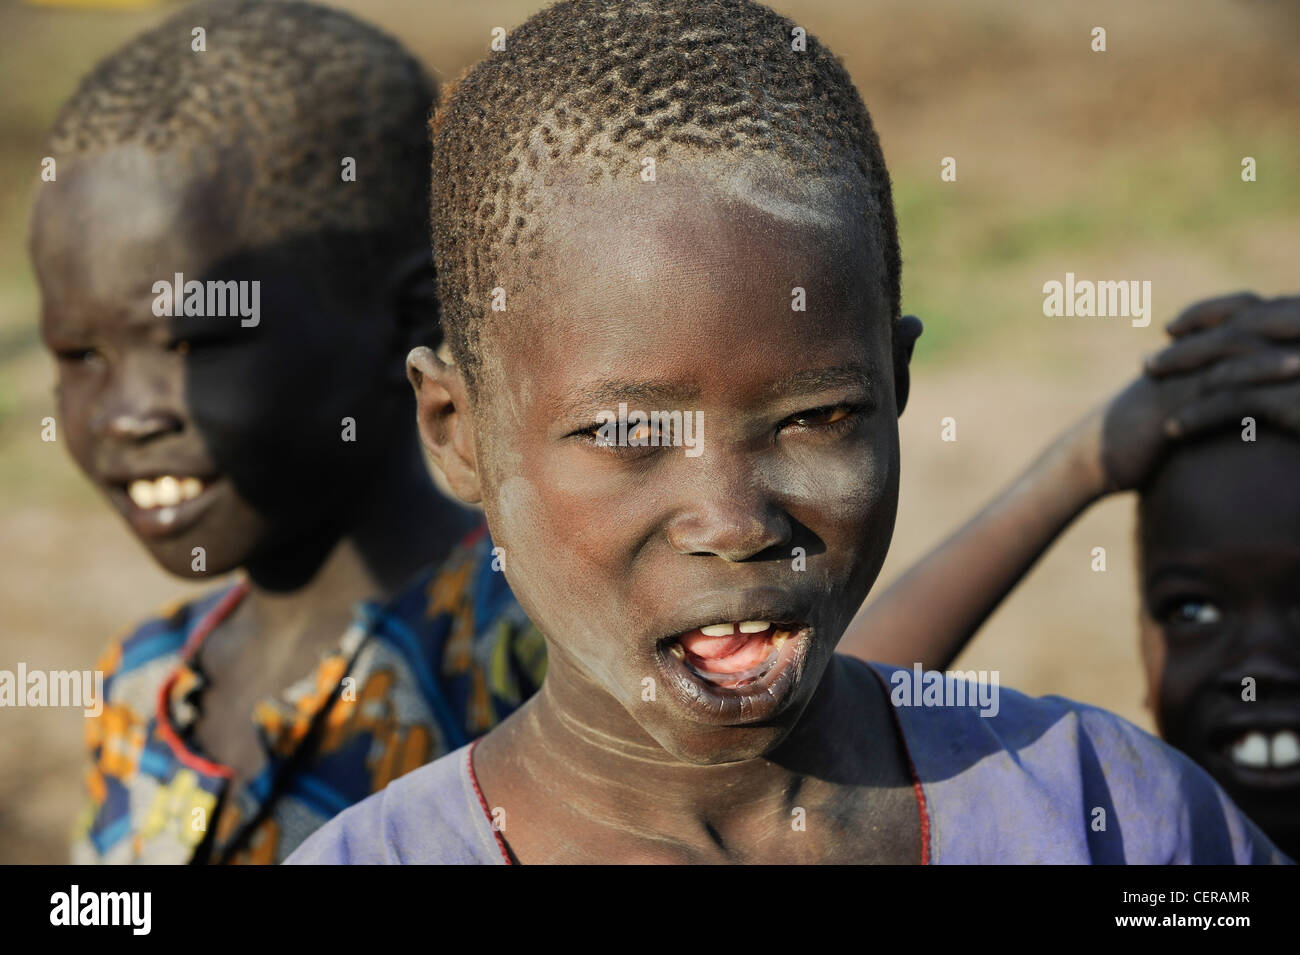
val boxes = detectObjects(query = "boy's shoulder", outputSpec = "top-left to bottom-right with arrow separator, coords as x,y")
863,661 -> 1290,864
95,583 -> 243,715
360,524 -> 547,741
75,582 -> 246,863
284,744 -> 507,865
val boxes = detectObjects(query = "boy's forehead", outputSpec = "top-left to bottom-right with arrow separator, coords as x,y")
474,161 -> 888,420
1142,435 -> 1300,556
513,161 -> 881,316
33,144 -> 250,315
35,145 -> 245,272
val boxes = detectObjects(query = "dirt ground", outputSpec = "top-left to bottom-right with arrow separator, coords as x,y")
1,0 -> 1297,862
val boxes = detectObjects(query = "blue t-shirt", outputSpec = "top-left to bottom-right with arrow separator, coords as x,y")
286,661 -> 1291,864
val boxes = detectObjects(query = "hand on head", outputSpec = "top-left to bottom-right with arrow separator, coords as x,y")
1098,293 -> 1300,492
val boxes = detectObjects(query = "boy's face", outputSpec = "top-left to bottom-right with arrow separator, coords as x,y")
456,167 -> 905,763
1139,434 -> 1300,851
31,143 -> 399,583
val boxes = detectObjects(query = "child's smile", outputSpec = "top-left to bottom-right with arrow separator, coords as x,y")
456,167 -> 907,762
1140,432 -> 1300,855
32,144 -> 266,575
32,143 -> 415,587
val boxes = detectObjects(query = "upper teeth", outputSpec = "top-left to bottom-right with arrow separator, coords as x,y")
698,620 -> 770,636
1229,729 -> 1300,769
128,476 -> 204,509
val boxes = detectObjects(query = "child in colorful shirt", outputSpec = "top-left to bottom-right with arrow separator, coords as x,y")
30,2 -> 542,862
77,528 -> 545,863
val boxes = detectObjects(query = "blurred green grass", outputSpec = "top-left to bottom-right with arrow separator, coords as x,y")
895,128 -> 1300,363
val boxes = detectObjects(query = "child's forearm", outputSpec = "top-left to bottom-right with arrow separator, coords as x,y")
840,411 -> 1108,670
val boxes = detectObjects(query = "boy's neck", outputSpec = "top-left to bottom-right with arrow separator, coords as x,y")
233,439 -> 477,667
244,437 -> 476,600
476,652 -> 917,862
337,437 -> 479,597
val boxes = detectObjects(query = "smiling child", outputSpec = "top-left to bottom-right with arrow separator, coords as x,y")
1140,426 -> 1300,858
289,0 -> 1286,864
838,293 -> 1300,859
32,1 -> 544,863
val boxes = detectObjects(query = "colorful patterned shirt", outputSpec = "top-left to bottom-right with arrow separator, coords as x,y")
72,524 -> 545,864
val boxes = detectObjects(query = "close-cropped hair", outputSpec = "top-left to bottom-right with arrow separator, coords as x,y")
47,0 -> 436,261
431,0 -> 902,391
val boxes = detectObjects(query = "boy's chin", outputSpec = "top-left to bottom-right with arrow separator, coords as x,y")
638,710 -> 803,765
139,535 -> 246,581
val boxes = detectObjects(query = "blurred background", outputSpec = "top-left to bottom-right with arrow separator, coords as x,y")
1,0 -> 1297,862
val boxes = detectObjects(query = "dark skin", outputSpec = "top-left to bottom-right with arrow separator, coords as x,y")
1139,433 -> 1300,860
31,142 -> 476,788
838,294 -> 1300,670
411,165 -> 925,863
835,293 -> 1300,856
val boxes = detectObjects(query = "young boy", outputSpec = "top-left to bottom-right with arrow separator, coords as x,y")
31,0 -> 544,864
289,0 -> 1287,864
836,293 -> 1300,858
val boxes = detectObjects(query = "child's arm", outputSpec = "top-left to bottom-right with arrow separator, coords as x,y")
837,410 -> 1105,669
840,293 -> 1300,670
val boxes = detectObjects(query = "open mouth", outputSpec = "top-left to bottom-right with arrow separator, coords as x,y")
109,474 -> 222,540
125,475 -> 208,509
1223,728 -> 1300,771
669,621 -> 797,688
1202,722 -> 1300,792
657,619 -> 812,726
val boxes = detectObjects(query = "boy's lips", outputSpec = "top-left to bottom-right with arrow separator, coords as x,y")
105,472 -> 225,540
1201,714 -> 1300,792
656,618 -> 812,726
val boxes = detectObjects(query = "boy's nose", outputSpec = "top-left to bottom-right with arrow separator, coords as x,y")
98,406 -> 183,441
91,356 -> 185,442
93,380 -> 183,442
666,504 -> 791,562
665,466 -> 791,562
1216,644 -> 1300,695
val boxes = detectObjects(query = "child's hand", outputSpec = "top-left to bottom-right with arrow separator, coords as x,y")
844,292 -> 1298,673
1098,294 -> 1300,491
1148,293 -> 1300,436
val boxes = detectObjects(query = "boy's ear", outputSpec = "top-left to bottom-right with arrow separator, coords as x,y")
385,250 -> 441,389
407,345 -> 482,504
892,314 -> 923,416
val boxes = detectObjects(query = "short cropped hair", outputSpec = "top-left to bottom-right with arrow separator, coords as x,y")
46,0 -> 434,260
431,0 -> 901,390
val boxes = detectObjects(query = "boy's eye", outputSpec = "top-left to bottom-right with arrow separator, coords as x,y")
166,339 -> 191,356
55,347 -> 104,367
1160,598 -> 1223,629
576,418 -> 669,451
784,404 -> 859,431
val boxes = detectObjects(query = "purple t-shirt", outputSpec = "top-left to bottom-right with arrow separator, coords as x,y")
286,662 -> 1291,864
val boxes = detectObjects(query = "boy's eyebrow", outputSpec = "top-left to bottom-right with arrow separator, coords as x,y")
555,379 -> 702,418
554,365 -> 874,419
765,364 -> 874,398
1144,564 -> 1211,589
